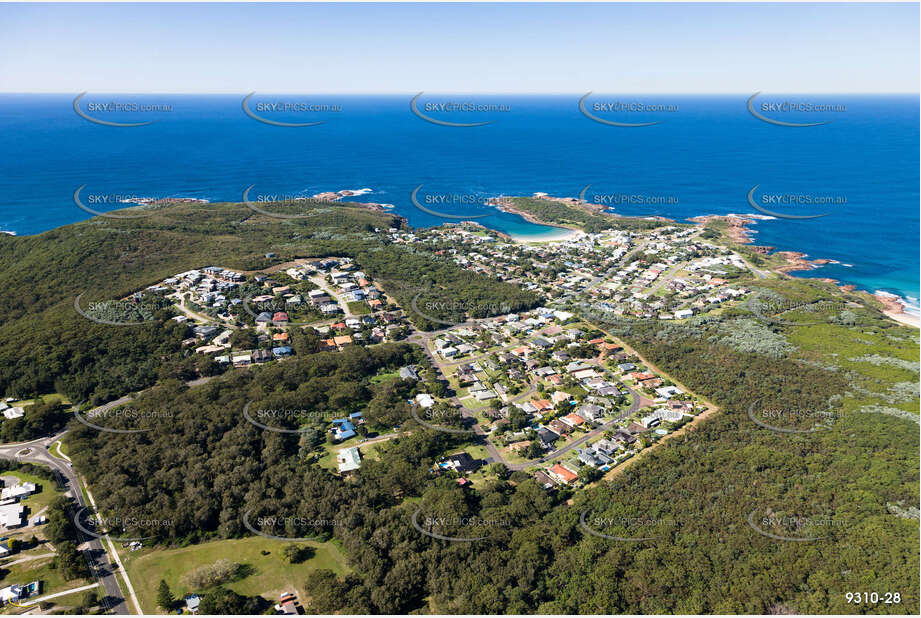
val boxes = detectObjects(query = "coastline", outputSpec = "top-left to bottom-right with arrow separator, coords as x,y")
687,214 -> 919,329
508,227 -> 584,243
874,291 -> 921,328
489,197 -> 585,243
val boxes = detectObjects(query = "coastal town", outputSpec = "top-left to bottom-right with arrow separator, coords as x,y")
68,213 -> 769,493
4,191 -> 914,614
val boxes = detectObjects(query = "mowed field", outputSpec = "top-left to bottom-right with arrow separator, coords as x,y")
121,536 -> 349,614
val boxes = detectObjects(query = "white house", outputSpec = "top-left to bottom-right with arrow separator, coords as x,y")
0,503 -> 25,530
337,447 -> 362,473
415,394 -> 435,409
1,482 -> 35,501
2,407 -> 24,420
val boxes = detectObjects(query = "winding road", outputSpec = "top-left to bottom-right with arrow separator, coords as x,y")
0,432 -> 129,614
407,322 -> 647,472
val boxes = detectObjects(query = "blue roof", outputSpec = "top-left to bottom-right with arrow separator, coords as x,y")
272,346 -> 292,355
333,418 -> 355,440
336,429 -> 356,440
349,412 -> 363,419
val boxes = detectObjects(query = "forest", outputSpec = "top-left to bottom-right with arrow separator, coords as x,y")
62,313 -> 919,614
0,200 -> 533,402
2,199 -> 917,614
501,197 -> 675,234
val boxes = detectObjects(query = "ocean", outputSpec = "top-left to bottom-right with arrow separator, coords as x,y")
0,93 -> 917,313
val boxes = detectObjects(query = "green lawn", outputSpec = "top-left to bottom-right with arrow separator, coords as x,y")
51,440 -> 69,459
494,445 -> 533,465
0,554 -> 90,614
3,394 -> 70,409
122,536 -> 350,614
22,588 -> 94,614
0,470 -> 60,515
346,301 -> 371,315
370,370 -> 399,384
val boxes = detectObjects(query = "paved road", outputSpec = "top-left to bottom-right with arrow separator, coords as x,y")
496,364 -> 644,472
0,432 -> 129,614
308,274 -> 354,317
20,582 -> 102,607
403,291 -> 662,473
408,321 -> 645,473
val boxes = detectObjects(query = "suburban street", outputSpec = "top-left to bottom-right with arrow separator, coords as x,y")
407,320 -> 650,473
0,432 -> 129,614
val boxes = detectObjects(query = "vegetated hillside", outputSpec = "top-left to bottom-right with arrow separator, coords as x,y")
65,280 -> 919,614
0,200 -> 537,402
499,197 -> 675,233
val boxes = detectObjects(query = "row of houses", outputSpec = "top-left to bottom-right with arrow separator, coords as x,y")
217,347 -> 293,367
0,481 -> 37,531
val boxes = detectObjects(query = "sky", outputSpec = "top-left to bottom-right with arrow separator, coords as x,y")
0,2 -> 918,94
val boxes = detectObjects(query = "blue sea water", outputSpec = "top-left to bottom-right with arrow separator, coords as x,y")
0,93 -> 917,311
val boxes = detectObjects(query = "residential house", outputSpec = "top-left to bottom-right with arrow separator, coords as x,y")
2,407 -> 24,420
185,595 -> 201,614
415,394 -> 435,409
537,428 -> 560,448
441,452 -> 479,473
547,419 -> 571,436
533,470 -> 557,489
252,349 -> 272,364
1,482 -> 35,501
576,404 -> 605,422
560,413 -> 587,428
332,419 -> 357,441
337,447 -> 362,474
399,365 -> 419,381
272,346 -> 292,358
0,503 -> 25,529
655,386 -> 684,399
548,463 -> 578,485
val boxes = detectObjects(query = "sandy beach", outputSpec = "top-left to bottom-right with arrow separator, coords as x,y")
510,227 -> 585,243
875,291 -> 921,328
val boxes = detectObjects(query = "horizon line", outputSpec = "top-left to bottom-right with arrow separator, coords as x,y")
2,91 -> 919,96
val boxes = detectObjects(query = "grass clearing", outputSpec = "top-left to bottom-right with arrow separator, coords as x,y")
346,301 -> 371,315
0,470 -> 60,515
0,554 -> 90,612
121,536 -> 349,614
